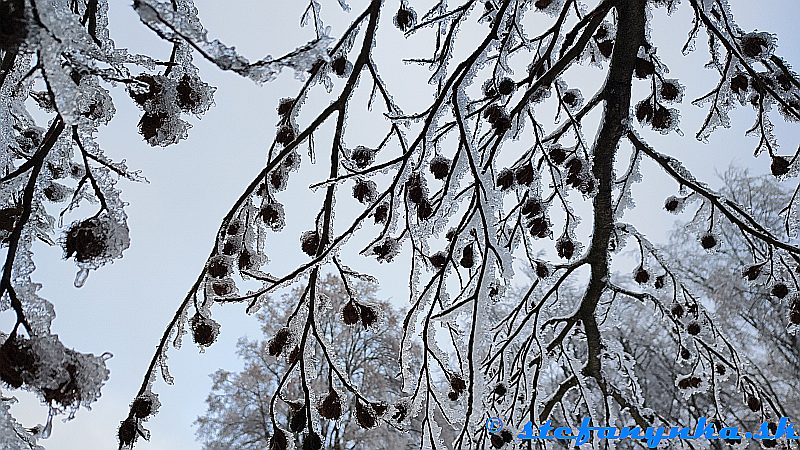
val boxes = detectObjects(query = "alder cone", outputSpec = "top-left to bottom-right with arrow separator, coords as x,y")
747,395 -> 761,412
303,432 -> 323,450
342,300 -> 360,325
289,408 -> 307,432
490,433 -> 505,448
269,429 -> 288,450
355,399 -> 377,429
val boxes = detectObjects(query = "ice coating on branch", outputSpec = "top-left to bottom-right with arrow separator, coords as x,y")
134,0 -> 334,83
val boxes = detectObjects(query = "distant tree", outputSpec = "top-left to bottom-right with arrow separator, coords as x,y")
194,274 -> 420,450
1,0 -> 799,449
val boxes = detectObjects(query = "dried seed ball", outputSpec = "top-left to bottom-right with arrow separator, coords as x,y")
277,98 -> 294,117
771,283 -> 789,299
0,336 -> 37,388
460,244 -> 474,268
493,115 -> 512,134
128,74 -> 162,106
373,203 -> 389,224
565,158 -> 583,188
429,155 -> 451,180
634,267 -> 650,284
790,301 -> 800,324
448,390 -> 459,401
226,220 -> 241,235
269,429 -> 287,450
353,179 -> 377,204
742,264 -> 762,281
176,74 -> 200,112
548,146 -> 567,165
771,156 -> 791,177
664,196 -> 680,212
405,172 -> 425,204
138,112 -> 168,141
634,57 -> 655,79
331,56 -> 348,77
350,146 -> 376,168
598,40 -> 614,58
501,430 -> 513,443
118,418 -> 138,447
498,78 -> 515,96
651,105 -> 673,131
535,261 -> 550,278
191,314 -> 220,347
654,274 -> 666,289
636,100 -> 654,123
393,5 -> 416,32
238,248 -> 255,271
556,238 -> 575,259
521,198 -> 543,218
290,407 -> 307,432
303,432 -> 323,450
515,162 -> 534,185
562,90 -> 578,107
700,233 -> 717,250
483,104 -> 504,123
288,346 -> 301,365
680,348 -> 691,360
318,388 -> 343,419
64,217 -> 111,262
131,393 -> 158,419
490,434 -> 505,448
260,202 -> 285,232
342,300 -> 360,325
776,72 -> 793,91
747,395 -> 761,412
715,363 -> 727,375
301,230 -> 321,256
206,255 -> 231,278
417,198 -> 433,220
276,126 -> 295,146
0,0 -> 27,52
496,168 -> 514,190
659,80 -> 680,101
268,328 -> 291,356
43,182 -> 70,202
731,74 -> 749,94
355,399 -> 377,429
677,376 -> 702,389
534,0 -> 553,9
493,383 -> 507,396
359,304 -> 378,328
671,303 -> 684,318
686,322 -> 701,335
392,401 -> 408,422
372,401 -> 388,416
740,33 -> 770,59
449,373 -> 466,395
429,251 -> 448,269
528,216 -> 550,238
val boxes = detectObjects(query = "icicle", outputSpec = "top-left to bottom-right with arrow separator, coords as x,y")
73,268 -> 89,288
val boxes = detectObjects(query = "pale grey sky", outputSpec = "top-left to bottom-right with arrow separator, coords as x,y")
8,1 -> 800,449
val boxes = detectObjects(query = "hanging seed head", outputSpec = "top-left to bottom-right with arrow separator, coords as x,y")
260,202 -> 286,232
700,233 -> 717,250
448,372 -> 466,395
350,146 -> 376,168
493,383 -> 507,396
502,430 -> 513,443
429,252 -> 448,269
636,100 -> 654,123
634,57 -> 655,79
634,267 -> 650,284
355,399 -> 377,429
740,33 -> 772,59
664,196 -> 681,212
556,238 -> 575,260
276,126 -> 296,146
715,363 -> 726,375
654,274 -> 666,289
598,40 -> 614,58
522,198 -> 543,218
394,5 -> 417,32
43,182 -> 70,202
342,300 -> 361,325
515,162 -> 534,185
331,56 -> 348,77
677,376 -> 702,389
131,393 -> 159,419
771,283 -> 789,299
416,198 -> 433,220
129,74 -> 162,106
318,388 -> 343,419
207,255 -> 231,278
269,428 -> 287,450
549,146 -> 567,165
660,80 -> 680,101
359,304 -> 378,328
460,244 -> 474,268
496,169 -> 515,190
687,322 -> 701,335
429,156 -> 451,180
372,401 -> 388,416
191,314 -> 220,347
176,74 -> 201,112
528,216 -> 550,238
288,346 -> 301,365
373,203 -> 389,224
138,112 -> 167,141
277,98 -> 294,117
353,179 -> 378,204
742,264 -> 762,281
238,248 -> 255,271
301,230 -> 321,256
671,303 -> 684,318
303,432 -> 323,450
534,0 -> 553,9
268,328 -> 292,357
483,104 -> 504,123
651,105 -> 673,131
771,156 -> 791,177
535,261 -> 550,278
498,78 -> 515,96
680,348 -> 691,360
747,395 -> 761,412
64,217 -> 112,263
392,401 -> 408,423
290,407 -> 307,432
490,434 -> 505,448
731,74 -> 749,94
790,300 -> 800,325
118,418 -> 138,447
0,336 -> 37,389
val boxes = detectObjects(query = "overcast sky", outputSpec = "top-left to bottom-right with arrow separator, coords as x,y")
8,0 -> 800,449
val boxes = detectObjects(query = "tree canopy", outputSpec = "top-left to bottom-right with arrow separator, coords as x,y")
0,0 -> 798,449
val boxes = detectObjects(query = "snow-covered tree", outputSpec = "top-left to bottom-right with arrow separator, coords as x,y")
1,0 -> 799,449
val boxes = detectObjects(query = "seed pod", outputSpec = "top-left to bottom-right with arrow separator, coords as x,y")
416,198 -> 433,220
429,156 -> 451,179
118,418 -> 138,447
448,391 -> 459,401
535,261 -> 549,278
359,304 -> 378,328
742,264 -> 762,281
138,113 -> 167,141
353,179 -> 378,204
660,80 -> 680,101
687,322 -> 701,335
528,216 -> 550,238
277,98 -> 294,117
677,376 -> 702,389
373,203 -> 389,224
429,252 -> 448,269
290,407 -> 307,432
715,363 -> 727,375
331,56 -> 348,77
460,244 -> 474,268
392,401 -> 408,423
43,182 -> 70,202
276,126 -> 295,146
318,388 -> 342,420
700,233 -> 717,250
260,202 -> 286,232
491,433 -> 505,448
269,428 -> 288,450
207,256 -> 231,278
493,383 -> 507,396
515,162 -> 534,185
634,267 -> 650,284
191,314 -> 219,347
664,196 -> 680,212
405,173 -> 425,204
498,78 -> 515,96
771,283 -> 789,299
680,348 -> 691,360
351,146 -> 376,168
64,217 -> 111,262
747,395 -> 761,412
534,0 -> 553,9
301,231 -> 321,256
449,372 -> 466,395
549,146 -> 567,165
269,328 -> 291,356
634,57 -> 655,79
342,300 -> 360,325
176,74 -> 199,112
303,432 -> 323,450
731,74 -> 749,94
671,303 -> 684,318
131,393 -> 158,419
636,100 -> 654,123
496,169 -> 514,190
355,399 -> 377,429
0,336 -> 37,389
393,5 -> 417,32
556,238 -> 575,260
651,105 -> 673,131
771,156 -> 791,177
238,248 -> 254,271
741,34 -> 769,59
598,40 -> 614,58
